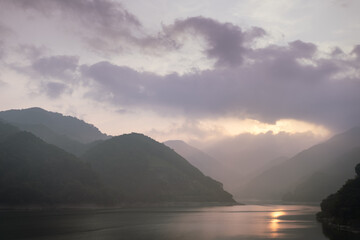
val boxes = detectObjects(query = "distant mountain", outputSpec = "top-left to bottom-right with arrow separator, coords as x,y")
164,140 -> 240,193
240,127 -> 360,201
247,156 -> 289,179
0,120 -> 19,142
283,147 -> 360,202
0,122 -> 109,206
317,163 -> 360,230
0,110 -> 235,206
236,156 -> 289,196
0,107 -> 109,143
202,132 -> 321,192
83,134 -> 236,204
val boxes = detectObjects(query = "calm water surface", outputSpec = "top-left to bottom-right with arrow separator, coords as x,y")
0,205 -> 357,240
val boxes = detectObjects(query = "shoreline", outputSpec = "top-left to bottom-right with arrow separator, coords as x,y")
317,213 -> 360,235
0,201 -> 242,211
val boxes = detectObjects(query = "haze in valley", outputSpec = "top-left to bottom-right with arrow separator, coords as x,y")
0,0 -> 360,203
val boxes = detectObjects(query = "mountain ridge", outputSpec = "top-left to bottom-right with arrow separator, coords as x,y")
0,107 -> 110,143
239,126 -> 360,201
164,139 -> 239,193
83,133 -> 236,204
0,122 -> 110,206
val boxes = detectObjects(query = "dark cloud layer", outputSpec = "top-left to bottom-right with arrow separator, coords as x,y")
166,17 -> 266,67
352,45 -> 360,61
2,0 -> 144,53
31,55 -> 79,98
2,0 -> 266,62
1,0 -> 359,132
81,40 -> 360,131
41,81 -> 69,99
9,0 -> 141,34
32,55 -> 79,81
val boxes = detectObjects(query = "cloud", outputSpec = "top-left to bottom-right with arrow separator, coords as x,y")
0,41 -> 5,60
1,2 -> 358,132
81,39 -> 360,131
147,119 -> 225,143
9,54 -> 80,99
288,40 -> 317,58
41,81 -> 70,99
166,16 -> 266,67
0,22 -> 13,60
1,1 -> 266,63
331,47 -> 344,56
0,80 -> 6,87
352,45 -> 360,61
31,55 -> 79,81
16,44 -> 48,61
8,0 -> 141,33
30,55 -> 79,98
2,0 -> 146,54
0,23 -> 10,85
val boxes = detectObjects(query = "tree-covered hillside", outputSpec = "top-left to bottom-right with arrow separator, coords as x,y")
0,120 -> 235,207
0,107 -> 109,143
0,122 -> 109,206
83,133 -> 236,204
317,163 -> 360,229
164,140 -> 237,192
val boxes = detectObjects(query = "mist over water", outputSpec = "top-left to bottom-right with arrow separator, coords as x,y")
0,205 -> 349,240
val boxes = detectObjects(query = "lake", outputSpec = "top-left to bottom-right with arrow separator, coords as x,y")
0,204 -> 357,240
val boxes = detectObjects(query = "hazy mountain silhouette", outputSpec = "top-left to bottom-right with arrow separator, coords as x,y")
240,127 -> 360,201
164,140 -> 239,192
238,156 -> 289,192
284,147 -> 360,202
202,132 -> 321,193
14,123 -> 91,156
83,134 -> 236,204
0,122 -> 109,206
0,107 -> 109,143
0,109 -> 236,206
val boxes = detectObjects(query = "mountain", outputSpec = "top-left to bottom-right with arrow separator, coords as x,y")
0,120 -> 19,142
317,163 -> 360,230
202,132 -> 322,193
15,123 -> 89,156
164,140 -> 238,192
283,147 -> 360,202
236,156 -> 289,196
247,156 -> 289,179
0,107 -> 109,143
0,122 -> 109,206
240,127 -> 360,201
83,133 -> 236,204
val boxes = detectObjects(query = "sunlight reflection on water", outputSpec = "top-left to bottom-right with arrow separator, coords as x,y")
269,210 -> 286,238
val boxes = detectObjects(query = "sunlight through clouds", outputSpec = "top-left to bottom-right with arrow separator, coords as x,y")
200,118 -> 330,137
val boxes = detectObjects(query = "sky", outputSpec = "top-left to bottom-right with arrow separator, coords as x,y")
0,0 -> 359,147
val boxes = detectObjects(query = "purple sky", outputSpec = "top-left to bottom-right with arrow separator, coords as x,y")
0,0 -> 359,146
